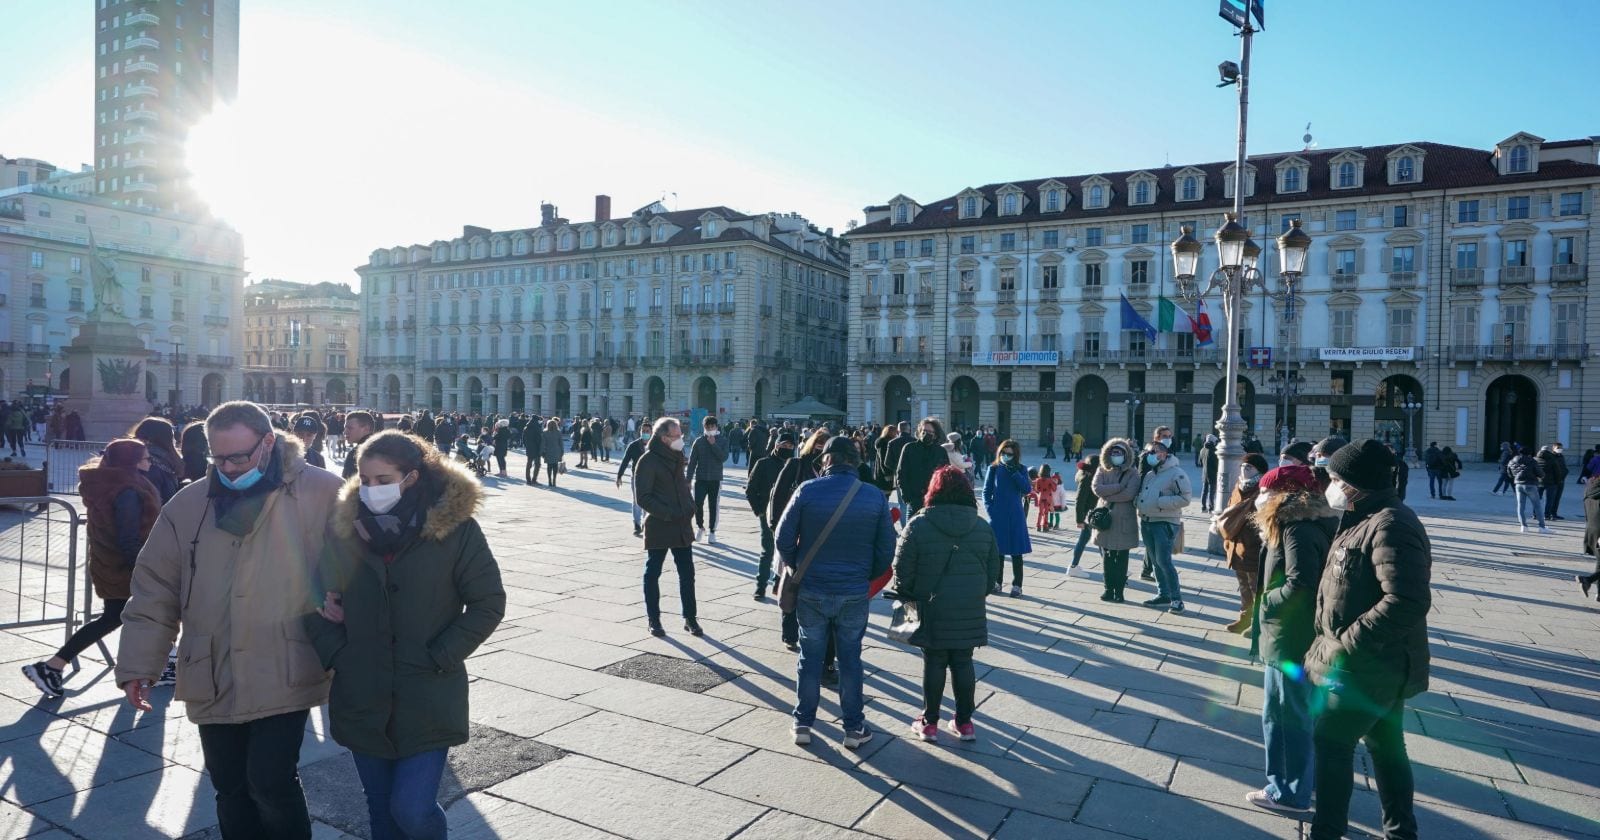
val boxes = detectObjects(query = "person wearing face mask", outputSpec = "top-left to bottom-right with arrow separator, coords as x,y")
983,440 -> 1033,597
1244,465 -> 1337,817
1197,435 -> 1220,513
22,440 -> 162,699
687,416 -> 729,544
1538,442 -> 1569,520
616,419 -> 653,537
1310,436 -> 1348,489
634,417 -> 703,638
1091,439 -> 1142,602
541,416 -> 567,487
115,402 -> 344,840
1135,439 -> 1193,613
1214,453 -> 1270,634
895,417 -> 949,518
746,431 -> 797,600
306,429 -> 504,840
1304,439 -> 1431,840
1279,440 -> 1313,469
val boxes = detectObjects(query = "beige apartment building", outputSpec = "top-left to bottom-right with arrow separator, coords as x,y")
358,196 -> 848,421
240,279 -> 360,406
847,132 -> 1599,461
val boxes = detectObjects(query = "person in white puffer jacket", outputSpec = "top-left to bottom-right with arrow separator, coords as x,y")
1135,440 -> 1193,613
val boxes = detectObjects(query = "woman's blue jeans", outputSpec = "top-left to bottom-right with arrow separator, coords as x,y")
351,748 -> 449,840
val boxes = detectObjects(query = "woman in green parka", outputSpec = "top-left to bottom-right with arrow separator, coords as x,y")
306,430 -> 505,840
893,466 -> 1002,744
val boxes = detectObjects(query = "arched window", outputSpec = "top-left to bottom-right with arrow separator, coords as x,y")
1181,177 -> 1197,201
894,204 -> 908,223
1045,190 -> 1059,212
1283,168 -> 1301,192
1509,144 -> 1529,173
1134,181 -> 1149,204
559,232 -> 573,250
1003,194 -> 1018,215
1396,156 -> 1414,182
581,231 -> 595,248
1090,185 -> 1104,207
1338,161 -> 1356,188
962,196 -> 977,218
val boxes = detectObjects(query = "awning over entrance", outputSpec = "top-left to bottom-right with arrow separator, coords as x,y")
771,395 -> 845,420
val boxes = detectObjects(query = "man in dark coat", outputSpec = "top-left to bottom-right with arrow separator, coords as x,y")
634,418 -> 700,637
1422,442 -> 1442,499
341,411 -> 376,479
726,422 -> 747,467
414,411 -> 436,443
895,418 -> 946,518
746,421 -> 770,476
521,415 -> 543,485
745,432 -> 796,599
1539,443 -> 1570,520
884,421 -> 914,516
1303,440 -> 1431,839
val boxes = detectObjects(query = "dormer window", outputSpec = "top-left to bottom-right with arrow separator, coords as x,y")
559,232 -> 573,250
961,196 -> 978,218
706,219 -> 719,237
1089,185 -> 1104,207
1284,169 -> 1301,191
894,204 -> 908,224
1045,189 -> 1060,212
1002,193 -> 1018,215
1338,162 -> 1356,188
1395,156 -> 1414,182
1134,181 -> 1150,205
582,230 -> 596,248
604,229 -> 617,246
653,225 -> 667,242
1509,144 -> 1530,173
1181,176 -> 1197,201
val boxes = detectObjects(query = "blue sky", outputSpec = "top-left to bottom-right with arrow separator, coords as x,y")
3,0 -> 1596,285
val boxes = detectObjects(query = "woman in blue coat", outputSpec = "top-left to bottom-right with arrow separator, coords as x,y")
983,438 -> 1033,597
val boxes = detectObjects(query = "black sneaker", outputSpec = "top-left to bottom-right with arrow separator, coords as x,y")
649,622 -> 666,637
1168,601 -> 1186,614
753,590 -> 766,602
1140,571 -> 1156,582
684,618 -> 703,637
1142,596 -> 1173,608
21,662 -> 64,698
155,659 -> 177,687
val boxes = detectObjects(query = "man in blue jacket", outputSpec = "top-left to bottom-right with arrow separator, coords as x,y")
775,436 -> 895,750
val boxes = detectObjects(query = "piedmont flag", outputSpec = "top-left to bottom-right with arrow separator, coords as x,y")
1120,294 -> 1157,341
1157,296 -> 1195,334
1193,299 -> 1216,347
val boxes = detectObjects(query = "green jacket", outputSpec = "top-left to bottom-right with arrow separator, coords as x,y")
891,504 -> 1001,650
305,458 -> 505,759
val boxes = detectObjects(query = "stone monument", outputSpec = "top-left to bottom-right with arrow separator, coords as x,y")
63,230 -> 153,441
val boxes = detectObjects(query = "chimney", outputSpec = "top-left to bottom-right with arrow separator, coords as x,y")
540,202 -> 557,226
595,194 -> 611,223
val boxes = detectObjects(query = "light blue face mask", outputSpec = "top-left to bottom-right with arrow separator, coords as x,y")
217,464 -> 264,491
1001,453 -> 1016,464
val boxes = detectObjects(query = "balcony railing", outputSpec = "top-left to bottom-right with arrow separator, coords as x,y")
639,355 -> 665,368
717,302 -> 736,315
125,59 -> 159,75
1499,266 -> 1534,286
204,315 -> 230,327
1038,288 -> 1060,303
126,10 -> 160,25
123,181 -> 157,193
26,343 -> 51,357
956,291 -> 976,306
674,304 -> 694,316
861,352 -> 931,366
403,317 -> 416,330
1331,273 -> 1358,290
1448,343 -> 1590,362
124,154 -> 157,169
995,291 -> 1017,305
1081,285 -> 1104,300
123,129 -> 157,145
1553,264 -> 1587,283
887,293 -> 908,308
1387,271 -> 1417,289
913,293 -> 935,309
0,341 -> 15,354
755,354 -> 788,369
197,354 -> 234,368
690,354 -> 735,367
125,82 -> 159,98
67,300 -> 84,312
29,296 -> 46,308
125,36 -> 160,50
1126,282 -> 1151,298
1450,268 -> 1483,287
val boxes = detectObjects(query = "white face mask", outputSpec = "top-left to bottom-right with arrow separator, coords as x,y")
360,481 -> 405,515
1160,437 -> 1174,450
669,437 -> 685,451
1254,491 -> 1274,511
1325,482 -> 1351,511
706,430 -> 718,437
1110,454 -> 1126,467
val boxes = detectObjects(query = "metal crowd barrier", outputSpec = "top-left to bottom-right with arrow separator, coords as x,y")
45,439 -> 112,495
0,497 -> 89,648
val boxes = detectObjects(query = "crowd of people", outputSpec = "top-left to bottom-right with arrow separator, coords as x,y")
22,392 -> 1600,840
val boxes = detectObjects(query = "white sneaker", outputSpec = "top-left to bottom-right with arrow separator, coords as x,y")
1068,566 -> 1090,579
1539,526 -> 1553,535
1520,525 -> 1528,533
696,527 -> 706,543
708,532 -> 718,545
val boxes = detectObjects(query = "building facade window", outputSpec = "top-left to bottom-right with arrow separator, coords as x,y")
999,233 -> 1015,251
919,238 -> 933,257
1334,249 -> 1357,275
1134,180 -> 1150,204
1393,206 -> 1408,227
959,236 -> 975,254
1458,200 -> 1480,223
1395,156 -> 1414,182
1084,264 -> 1103,286
1041,265 -> 1060,289
1337,162 -> 1356,188
1559,192 -> 1582,215
1045,189 -> 1060,212
1085,227 -> 1103,247
1455,242 -> 1479,269
1335,209 -> 1357,231
962,196 -> 977,218
1042,230 -> 1059,248
1391,246 -> 1415,272
1089,185 -> 1104,207
1509,144 -> 1530,173
1504,239 -> 1528,266
1506,196 -> 1531,219
1181,176 -> 1197,201
1131,224 -> 1149,244
1331,309 -> 1355,346
1387,307 -> 1415,346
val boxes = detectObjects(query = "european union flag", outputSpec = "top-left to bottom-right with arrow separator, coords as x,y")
1120,294 -> 1157,342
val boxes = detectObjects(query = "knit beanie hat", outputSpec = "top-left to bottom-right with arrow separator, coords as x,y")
823,435 -> 857,460
1327,438 -> 1395,491
1313,436 -> 1350,462
103,439 -> 147,470
1280,440 -> 1313,464
1260,464 -> 1319,494
1242,452 -> 1270,476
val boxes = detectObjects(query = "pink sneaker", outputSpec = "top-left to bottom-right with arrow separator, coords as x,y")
945,719 -> 976,741
911,716 -> 938,742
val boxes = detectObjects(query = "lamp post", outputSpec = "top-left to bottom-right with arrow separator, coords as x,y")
1124,396 -> 1142,440
1400,392 -> 1422,461
1270,370 -> 1301,452
172,341 -> 184,407
291,377 -> 308,405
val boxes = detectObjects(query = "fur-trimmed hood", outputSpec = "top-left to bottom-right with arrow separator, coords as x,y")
1097,437 -> 1136,471
1252,488 -> 1336,547
330,455 -> 483,542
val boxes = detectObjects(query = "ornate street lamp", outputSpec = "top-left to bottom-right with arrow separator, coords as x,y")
1270,370 -> 1301,452
1400,392 -> 1422,461
1124,396 -> 1142,440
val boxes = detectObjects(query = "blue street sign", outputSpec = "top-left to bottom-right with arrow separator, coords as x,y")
1220,0 -> 1265,29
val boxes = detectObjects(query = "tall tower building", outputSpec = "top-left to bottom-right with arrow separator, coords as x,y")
92,0 -> 239,214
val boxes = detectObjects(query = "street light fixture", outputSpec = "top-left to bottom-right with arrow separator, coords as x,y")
1124,396 -> 1142,440
1400,392 -> 1422,461
1270,370 -> 1301,452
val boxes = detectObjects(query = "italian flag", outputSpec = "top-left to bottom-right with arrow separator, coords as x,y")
1157,296 -> 1194,334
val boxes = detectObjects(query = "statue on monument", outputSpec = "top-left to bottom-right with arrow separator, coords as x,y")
87,229 -> 126,320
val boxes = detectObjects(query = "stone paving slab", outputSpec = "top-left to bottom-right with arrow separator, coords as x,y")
445,792 -> 624,839
541,710 -> 753,785
852,785 -> 1010,839
702,749 -> 897,829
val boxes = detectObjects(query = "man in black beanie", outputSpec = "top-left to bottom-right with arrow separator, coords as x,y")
745,431 -> 798,600
1296,439 -> 1431,839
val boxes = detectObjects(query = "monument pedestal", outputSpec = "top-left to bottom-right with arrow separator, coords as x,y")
64,320 -> 153,442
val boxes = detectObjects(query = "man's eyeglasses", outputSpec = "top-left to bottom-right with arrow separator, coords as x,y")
211,434 -> 266,467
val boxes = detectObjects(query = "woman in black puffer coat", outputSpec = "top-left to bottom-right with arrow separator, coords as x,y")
892,466 -> 1001,743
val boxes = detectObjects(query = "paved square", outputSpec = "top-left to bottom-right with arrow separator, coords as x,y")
2,450 -> 1598,839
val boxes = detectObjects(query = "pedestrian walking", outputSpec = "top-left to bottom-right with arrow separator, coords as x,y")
492,418 -> 511,478
1067,454 -> 1099,578
130,416 -> 184,502
895,418 -> 948,519
687,416 -> 728,544
635,417 -> 701,638
1042,427 -> 1056,460
1539,443 -> 1569,520
1215,452 -> 1270,634
1305,439 -> 1432,840
1436,446 -> 1461,501
1136,438 -> 1192,612
616,420 -> 653,537
22,441 -> 162,698
540,418 -> 566,487
894,466 -> 1001,743
746,432 -> 797,599
342,411 -> 377,479
1508,444 -> 1550,533
307,431 -> 505,840
1423,442 -> 1443,499
1244,465 -> 1337,816
1197,435 -> 1220,512
1579,474 -> 1600,602
116,402 -> 344,840
1091,439 -> 1141,602
522,414 -> 543,485
983,439 -> 1032,597
1491,441 -> 1515,494
776,437 -> 894,750
1072,430 -> 1085,460
727,422 -> 746,467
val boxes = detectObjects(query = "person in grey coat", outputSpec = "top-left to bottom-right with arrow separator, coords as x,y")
540,417 -> 566,487
687,415 -> 729,543
1091,438 -> 1141,602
